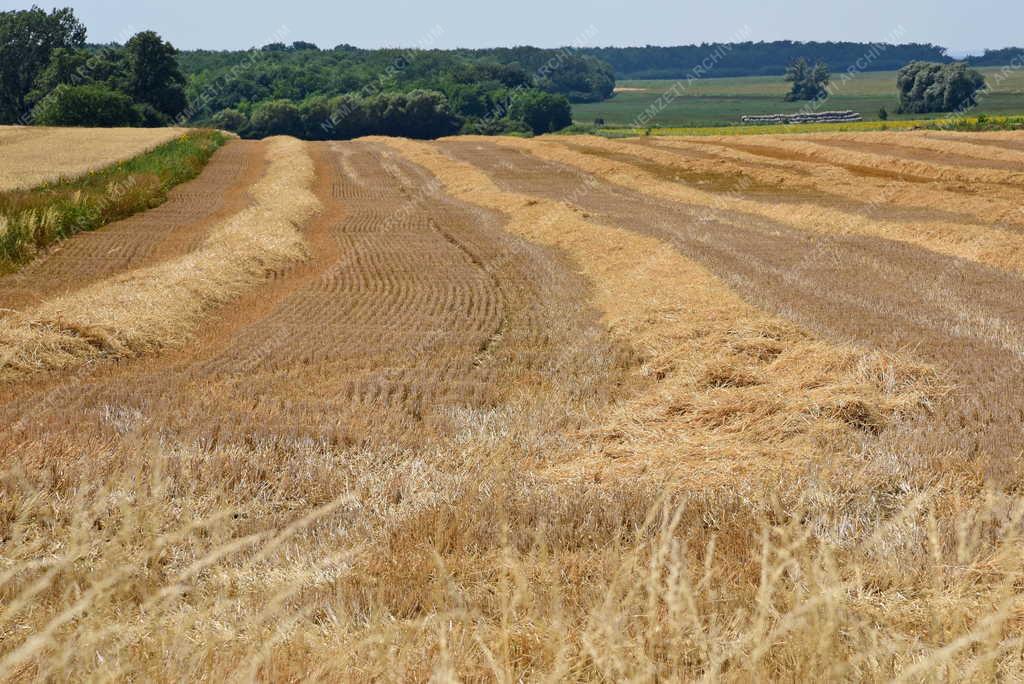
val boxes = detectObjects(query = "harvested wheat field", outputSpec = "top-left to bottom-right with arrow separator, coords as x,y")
2,130 -> 1024,680
0,126 -> 188,191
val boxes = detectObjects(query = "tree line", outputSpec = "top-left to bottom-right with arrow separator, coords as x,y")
0,7 -> 601,137
578,41 -> 994,79
182,46 -> 586,137
215,88 -> 571,140
1,6 -> 1015,137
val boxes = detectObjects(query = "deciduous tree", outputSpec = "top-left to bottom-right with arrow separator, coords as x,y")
0,6 -> 86,122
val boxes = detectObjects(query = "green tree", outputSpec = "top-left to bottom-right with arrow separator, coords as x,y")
33,83 -> 140,126
298,96 -> 334,139
211,108 -> 248,134
896,61 -> 986,114
444,83 -> 494,119
28,46 -> 127,104
508,91 -> 572,134
784,57 -> 830,101
124,31 -> 186,120
0,6 -> 86,123
395,90 -> 459,139
248,99 -> 303,138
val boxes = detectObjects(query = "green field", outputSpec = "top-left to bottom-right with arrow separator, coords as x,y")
573,67 -> 1024,128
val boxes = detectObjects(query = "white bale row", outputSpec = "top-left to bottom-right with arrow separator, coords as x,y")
740,110 -> 863,125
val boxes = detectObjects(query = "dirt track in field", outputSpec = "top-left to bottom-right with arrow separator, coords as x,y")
440,137 -> 1024,473
0,141 -> 267,310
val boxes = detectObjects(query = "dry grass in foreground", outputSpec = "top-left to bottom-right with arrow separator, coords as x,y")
2,442 -> 1022,680
0,126 -> 188,192
0,136 -> 318,376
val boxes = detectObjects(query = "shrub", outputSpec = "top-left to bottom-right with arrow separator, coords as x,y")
248,99 -> 303,138
211,108 -> 248,134
33,83 -> 141,126
508,91 -> 572,135
461,117 -> 532,136
391,90 -> 460,139
133,102 -> 169,127
297,96 -> 334,140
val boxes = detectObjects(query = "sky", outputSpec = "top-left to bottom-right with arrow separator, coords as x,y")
4,0 -> 1020,54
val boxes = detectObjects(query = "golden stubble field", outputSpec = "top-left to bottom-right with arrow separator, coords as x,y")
2,128 -> 1024,681
0,126 -> 188,191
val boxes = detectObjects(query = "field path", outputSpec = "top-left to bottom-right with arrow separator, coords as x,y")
0,140 -> 268,310
440,138 -> 1024,473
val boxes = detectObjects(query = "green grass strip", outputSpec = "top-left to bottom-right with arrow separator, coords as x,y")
0,129 -> 229,273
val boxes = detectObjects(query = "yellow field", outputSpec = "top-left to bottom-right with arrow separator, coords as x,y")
0,126 -> 187,191
3,130 -> 1024,680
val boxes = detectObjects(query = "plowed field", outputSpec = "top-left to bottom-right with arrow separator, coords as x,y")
2,130 -> 1024,681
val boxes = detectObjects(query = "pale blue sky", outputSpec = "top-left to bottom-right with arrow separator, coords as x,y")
4,0 -> 1019,54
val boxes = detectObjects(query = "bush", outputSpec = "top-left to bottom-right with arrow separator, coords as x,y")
461,117 -> 532,136
133,102 -> 169,127
390,90 -> 460,139
211,108 -> 248,134
33,84 -> 141,126
248,99 -> 303,138
295,96 -> 333,140
508,91 -> 572,135
896,61 -> 986,114
317,94 -> 367,140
